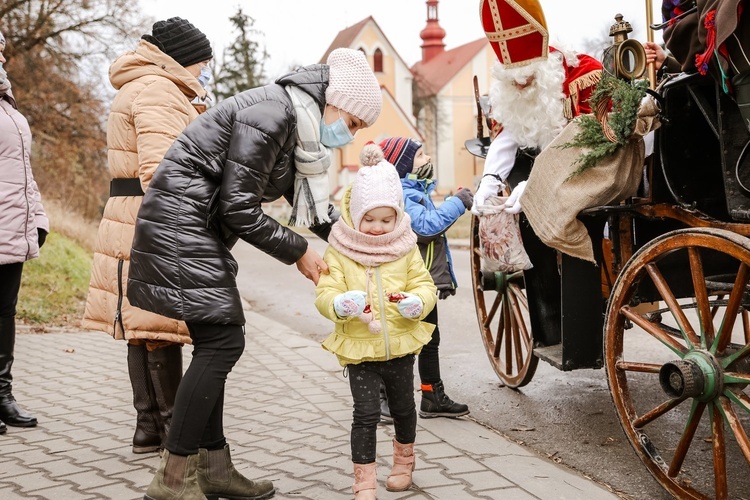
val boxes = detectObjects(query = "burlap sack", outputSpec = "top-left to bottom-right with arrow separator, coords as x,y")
520,97 -> 661,263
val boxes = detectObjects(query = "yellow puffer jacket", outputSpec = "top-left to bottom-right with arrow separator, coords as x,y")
82,40 -> 207,343
315,188 -> 437,366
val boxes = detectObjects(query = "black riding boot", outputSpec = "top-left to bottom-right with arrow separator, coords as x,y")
127,343 -> 161,453
0,315 -> 37,427
148,344 -> 183,448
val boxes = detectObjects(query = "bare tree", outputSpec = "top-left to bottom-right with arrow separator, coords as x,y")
1,0 -> 150,219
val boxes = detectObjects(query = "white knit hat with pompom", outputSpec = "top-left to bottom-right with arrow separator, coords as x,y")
349,143 -> 404,231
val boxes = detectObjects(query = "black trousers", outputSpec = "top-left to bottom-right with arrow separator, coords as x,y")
166,322 -> 245,456
417,306 -> 440,384
348,354 -> 416,464
0,263 -> 23,318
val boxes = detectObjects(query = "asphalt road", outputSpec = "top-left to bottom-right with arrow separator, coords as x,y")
232,236 -> 748,500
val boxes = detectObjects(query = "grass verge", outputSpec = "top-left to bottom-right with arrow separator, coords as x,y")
17,231 -> 93,327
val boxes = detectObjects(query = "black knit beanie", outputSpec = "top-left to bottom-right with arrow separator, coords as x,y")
142,17 -> 212,67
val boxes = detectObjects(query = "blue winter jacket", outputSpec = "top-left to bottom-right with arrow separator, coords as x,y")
401,176 -> 464,291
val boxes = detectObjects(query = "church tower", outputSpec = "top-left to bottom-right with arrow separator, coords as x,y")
420,0 -> 446,62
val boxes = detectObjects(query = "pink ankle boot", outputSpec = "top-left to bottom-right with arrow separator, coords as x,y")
353,462 -> 377,499
385,439 -> 415,491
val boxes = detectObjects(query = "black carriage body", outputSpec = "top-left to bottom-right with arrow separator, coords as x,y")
627,73 -> 750,304
543,73 -> 750,371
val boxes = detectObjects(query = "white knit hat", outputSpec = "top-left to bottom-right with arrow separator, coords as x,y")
326,48 -> 382,126
350,144 -> 404,231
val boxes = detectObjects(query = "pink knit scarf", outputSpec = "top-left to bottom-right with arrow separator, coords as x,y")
328,214 -> 417,268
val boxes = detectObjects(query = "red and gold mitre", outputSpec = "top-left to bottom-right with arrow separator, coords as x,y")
480,0 -> 549,68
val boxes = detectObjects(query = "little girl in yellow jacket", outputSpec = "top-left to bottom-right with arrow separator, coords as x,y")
316,143 -> 437,499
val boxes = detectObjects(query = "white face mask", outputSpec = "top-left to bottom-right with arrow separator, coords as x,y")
197,65 -> 211,88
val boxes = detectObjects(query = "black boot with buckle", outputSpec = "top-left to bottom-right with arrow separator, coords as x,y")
419,380 -> 469,418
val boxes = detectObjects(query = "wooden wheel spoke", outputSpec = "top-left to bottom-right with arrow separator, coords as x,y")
493,297 -> 505,358
725,392 -> 750,414
721,343 -> 750,369
668,401 -> 706,477
712,294 -> 725,319
718,397 -> 750,467
724,371 -> 750,385
484,293 -> 502,328
645,263 -> 700,348
688,248 -> 714,347
714,263 -> 750,354
633,397 -> 686,429
508,289 -> 532,349
615,361 -> 661,373
710,403 -> 728,499
505,295 -> 514,374
622,306 -> 688,356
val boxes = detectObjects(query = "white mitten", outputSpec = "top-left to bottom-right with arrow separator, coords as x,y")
504,180 -> 527,214
333,291 -> 367,318
396,293 -> 423,319
471,175 -> 505,215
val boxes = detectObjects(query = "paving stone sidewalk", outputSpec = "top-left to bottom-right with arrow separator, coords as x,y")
0,311 -> 620,499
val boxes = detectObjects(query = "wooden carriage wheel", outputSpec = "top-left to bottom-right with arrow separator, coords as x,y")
470,214 -> 538,388
605,228 -> 750,499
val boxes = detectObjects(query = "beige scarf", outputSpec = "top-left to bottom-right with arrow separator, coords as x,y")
328,215 -> 417,268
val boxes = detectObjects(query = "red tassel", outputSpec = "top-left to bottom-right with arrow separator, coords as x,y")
695,10 -> 717,75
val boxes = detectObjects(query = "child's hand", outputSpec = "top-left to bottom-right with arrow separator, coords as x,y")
396,293 -> 423,319
333,291 -> 367,318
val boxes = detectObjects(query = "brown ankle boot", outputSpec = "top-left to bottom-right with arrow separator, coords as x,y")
144,450 -> 205,499
352,462 -> 377,499
385,439 -> 414,492
197,444 -> 275,499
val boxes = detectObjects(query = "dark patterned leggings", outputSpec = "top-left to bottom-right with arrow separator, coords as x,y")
347,354 -> 416,464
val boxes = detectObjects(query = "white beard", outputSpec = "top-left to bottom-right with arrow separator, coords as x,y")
489,52 -> 567,150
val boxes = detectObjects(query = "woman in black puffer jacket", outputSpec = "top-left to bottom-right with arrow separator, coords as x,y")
130,48 -> 381,500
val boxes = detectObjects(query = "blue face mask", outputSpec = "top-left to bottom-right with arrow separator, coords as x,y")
320,116 -> 354,148
197,66 -> 211,88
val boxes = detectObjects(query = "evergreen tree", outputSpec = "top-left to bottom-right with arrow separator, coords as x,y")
213,8 -> 268,101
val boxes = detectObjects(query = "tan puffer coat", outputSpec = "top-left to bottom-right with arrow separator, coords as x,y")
82,40 -> 207,343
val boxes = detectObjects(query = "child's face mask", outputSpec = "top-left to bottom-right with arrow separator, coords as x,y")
413,161 -> 434,180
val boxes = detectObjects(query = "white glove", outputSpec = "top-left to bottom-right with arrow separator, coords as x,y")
504,180 -> 527,214
396,293 -> 423,319
471,175 -> 505,215
333,291 -> 367,318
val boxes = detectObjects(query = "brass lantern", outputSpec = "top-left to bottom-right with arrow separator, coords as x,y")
602,14 -> 647,81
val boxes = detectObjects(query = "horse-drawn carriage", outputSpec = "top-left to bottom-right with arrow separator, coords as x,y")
467,62 -> 750,499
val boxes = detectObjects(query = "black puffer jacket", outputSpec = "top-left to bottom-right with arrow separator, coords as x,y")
128,65 -> 330,325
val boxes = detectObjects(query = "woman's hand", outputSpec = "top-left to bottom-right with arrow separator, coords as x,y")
295,247 -> 329,285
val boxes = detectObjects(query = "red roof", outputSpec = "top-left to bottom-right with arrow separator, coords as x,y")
320,17 -> 373,63
412,38 -> 488,97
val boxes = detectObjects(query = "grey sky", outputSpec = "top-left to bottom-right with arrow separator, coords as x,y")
139,0 -> 664,79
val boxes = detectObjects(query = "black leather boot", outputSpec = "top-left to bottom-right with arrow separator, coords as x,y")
0,418 -> 6,434
148,344 -> 182,448
419,381 -> 469,418
0,315 -> 37,427
128,343 -> 161,453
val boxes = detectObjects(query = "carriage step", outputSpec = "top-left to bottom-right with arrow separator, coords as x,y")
533,345 -> 564,370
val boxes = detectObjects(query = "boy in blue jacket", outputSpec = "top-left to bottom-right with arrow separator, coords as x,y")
378,137 -> 472,418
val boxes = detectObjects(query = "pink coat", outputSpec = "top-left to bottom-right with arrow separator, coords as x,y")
0,92 -> 48,266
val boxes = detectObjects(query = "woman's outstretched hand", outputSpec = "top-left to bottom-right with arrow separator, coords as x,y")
296,246 -> 329,285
